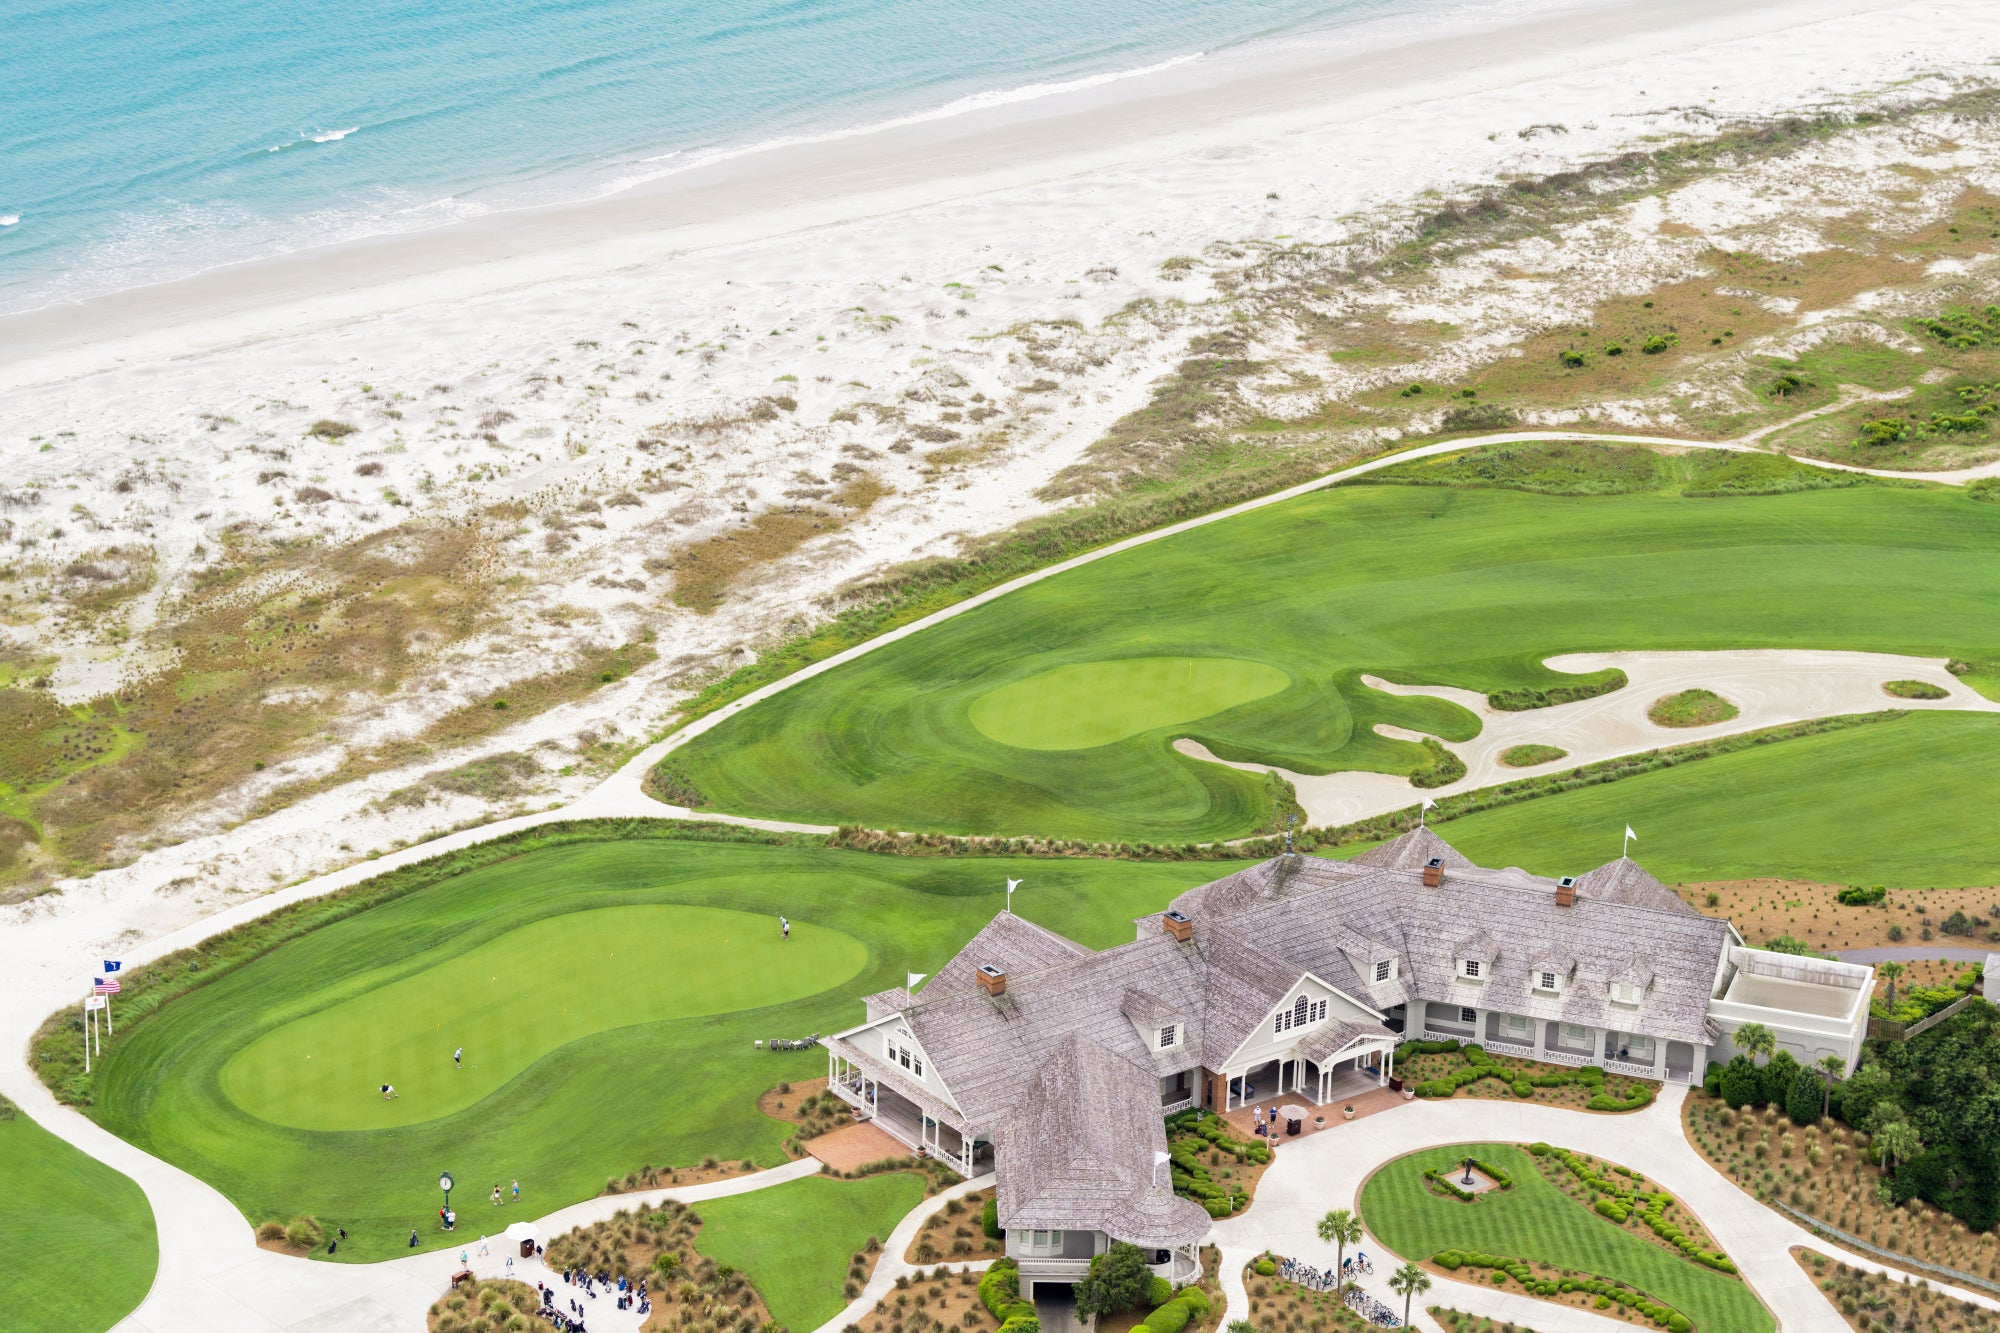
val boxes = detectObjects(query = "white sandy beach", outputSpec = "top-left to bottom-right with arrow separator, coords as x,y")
2,0 -> 1999,994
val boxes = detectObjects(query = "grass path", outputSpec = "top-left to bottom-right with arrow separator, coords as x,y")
1359,1143 -> 1771,1333
0,1107 -> 156,1333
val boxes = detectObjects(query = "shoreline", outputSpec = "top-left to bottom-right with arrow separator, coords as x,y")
0,0 -> 1915,389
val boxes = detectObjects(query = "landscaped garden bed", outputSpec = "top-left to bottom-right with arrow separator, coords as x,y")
1394,1041 -> 1655,1112
1360,1142 -> 1772,1333
1793,1248 -> 2000,1333
1167,1110 -> 1272,1217
853,1265 -> 998,1333
904,1188 -> 1005,1263
1428,1308 -> 1543,1333
1524,1144 -> 1733,1271
427,1277 -> 544,1333
1239,1259 -> 1395,1332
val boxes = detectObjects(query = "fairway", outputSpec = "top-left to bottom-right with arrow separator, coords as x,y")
220,905 -> 865,1130
667,480 -> 2000,842
1429,711 -> 2000,888
969,656 -> 1291,750
0,1108 -> 157,1333
695,1172 -> 925,1329
1360,1143 -> 1771,1333
88,833 -> 1236,1263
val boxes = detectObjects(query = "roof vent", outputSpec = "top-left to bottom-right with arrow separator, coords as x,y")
1422,856 -> 1444,888
976,964 -> 1007,997
1162,910 -> 1193,943
1555,876 -> 1577,907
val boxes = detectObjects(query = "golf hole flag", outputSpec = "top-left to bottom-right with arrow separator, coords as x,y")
93,975 -> 121,994
103,959 -> 123,972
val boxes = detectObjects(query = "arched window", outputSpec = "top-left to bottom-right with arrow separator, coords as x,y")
1293,995 -> 1310,1029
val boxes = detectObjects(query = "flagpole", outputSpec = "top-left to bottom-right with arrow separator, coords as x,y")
83,1000 -> 91,1075
106,994 -> 113,1036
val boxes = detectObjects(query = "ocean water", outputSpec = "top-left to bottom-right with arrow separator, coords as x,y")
1,0 -> 1486,315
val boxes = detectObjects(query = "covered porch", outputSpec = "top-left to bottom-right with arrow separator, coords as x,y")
827,1048 -> 984,1176
1217,1031 -> 1398,1112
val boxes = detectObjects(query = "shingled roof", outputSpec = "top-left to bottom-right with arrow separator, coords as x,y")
991,1033 -> 1212,1248
925,911 -> 1090,999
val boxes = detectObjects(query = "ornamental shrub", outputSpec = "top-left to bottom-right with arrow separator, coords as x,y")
1254,1258 -> 1275,1277
1595,1198 -> 1629,1222
1178,1288 -> 1210,1315
1719,1054 -> 1761,1109
1513,1079 -> 1533,1097
1785,1064 -> 1823,1126
1837,884 -> 1887,906
1145,1300 -> 1194,1333
983,1196 -> 1003,1239
980,1261 -> 1021,1318
1147,1277 -> 1174,1308
999,1317 -> 1040,1333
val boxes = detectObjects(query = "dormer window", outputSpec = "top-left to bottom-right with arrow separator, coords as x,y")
1273,994 -> 1328,1034
1374,958 -> 1396,983
1461,959 -> 1482,980
885,1032 -> 924,1077
1611,981 -> 1644,1006
1158,1023 -> 1180,1050
1536,970 -> 1562,994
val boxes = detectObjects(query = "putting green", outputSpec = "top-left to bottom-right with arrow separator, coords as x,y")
969,656 -> 1291,750
219,905 -> 864,1131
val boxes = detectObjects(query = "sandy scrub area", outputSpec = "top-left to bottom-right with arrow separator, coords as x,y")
1177,650 -> 2000,826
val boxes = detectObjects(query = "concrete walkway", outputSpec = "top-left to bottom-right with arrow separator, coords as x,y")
1210,1086 -> 2000,1333
6,416 -> 1997,1333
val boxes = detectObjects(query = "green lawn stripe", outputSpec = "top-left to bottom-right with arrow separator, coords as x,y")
1360,1143 -> 1771,1333
0,1110 -> 157,1333
695,1173 -> 925,1329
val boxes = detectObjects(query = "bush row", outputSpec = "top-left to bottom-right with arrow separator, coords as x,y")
1134,1285 -> 1209,1333
1430,1252 -> 1690,1331
981,1259 -> 1035,1327
1529,1144 -> 1734,1273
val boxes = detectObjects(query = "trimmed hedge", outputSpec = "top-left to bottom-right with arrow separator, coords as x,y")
1400,1042 -> 1651,1109
1165,1113 -> 1265,1217
983,1196 -> 1002,1240
981,1260 -> 1021,1319
1430,1251 -> 1689,1329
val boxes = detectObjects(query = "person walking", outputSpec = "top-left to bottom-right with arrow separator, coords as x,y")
511,1179 -> 520,1204
491,1185 -> 503,1206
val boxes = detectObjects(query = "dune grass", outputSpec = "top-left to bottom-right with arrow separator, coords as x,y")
667,478 -> 2000,842
1499,744 -> 1569,768
1361,1143 -> 1771,1333
695,1173 -> 925,1329
85,835 -> 1235,1264
0,1106 -> 156,1333
1646,690 -> 1738,728
1428,711 -> 2000,888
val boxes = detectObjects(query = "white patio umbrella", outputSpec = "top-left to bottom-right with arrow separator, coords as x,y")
505,1221 -> 538,1243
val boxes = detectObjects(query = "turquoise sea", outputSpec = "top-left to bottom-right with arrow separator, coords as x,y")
2,0 -> 1480,315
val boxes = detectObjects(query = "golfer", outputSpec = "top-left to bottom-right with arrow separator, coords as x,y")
454,1046 -> 463,1069
381,1083 -> 396,1100
492,1185 -> 503,1206
779,915 -> 789,940
512,1179 -> 520,1204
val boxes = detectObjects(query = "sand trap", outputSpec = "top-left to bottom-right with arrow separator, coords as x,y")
1177,650 -> 2000,826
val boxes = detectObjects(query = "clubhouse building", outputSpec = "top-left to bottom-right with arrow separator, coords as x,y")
823,827 -> 1874,1296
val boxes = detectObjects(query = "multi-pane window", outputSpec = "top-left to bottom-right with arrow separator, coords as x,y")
1374,959 -> 1394,982
885,1037 -> 923,1077
1459,1007 -> 1477,1024
1273,995 -> 1330,1034
1158,1024 -> 1178,1049
1463,959 -> 1482,978
1538,970 -> 1559,992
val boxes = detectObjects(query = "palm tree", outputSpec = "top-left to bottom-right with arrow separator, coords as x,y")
1816,1054 -> 1846,1120
1735,1021 -> 1776,1065
1877,1119 -> 1923,1173
1878,961 -> 1907,1013
1388,1261 -> 1432,1327
1317,1208 -> 1363,1288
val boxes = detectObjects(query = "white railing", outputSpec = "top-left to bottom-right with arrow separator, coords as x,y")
1162,1095 -> 1196,1115
1154,1249 -> 1203,1287
1534,1047 -> 1592,1067
1603,1058 -> 1660,1079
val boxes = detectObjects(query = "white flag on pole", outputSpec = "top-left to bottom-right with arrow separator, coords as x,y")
1006,878 -> 1022,893
85,995 -> 107,1012
1625,825 -> 1638,842
907,972 -> 927,991
1153,1150 -> 1172,1166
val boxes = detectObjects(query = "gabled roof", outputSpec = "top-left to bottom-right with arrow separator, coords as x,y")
1352,825 -> 1474,871
1450,930 -> 1501,964
1121,988 -> 1184,1031
1198,929 -> 1307,1066
925,912 -> 1090,999
991,1033 -> 1211,1248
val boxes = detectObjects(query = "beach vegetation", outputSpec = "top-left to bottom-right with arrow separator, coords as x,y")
306,419 -> 357,439
1500,744 -> 1568,767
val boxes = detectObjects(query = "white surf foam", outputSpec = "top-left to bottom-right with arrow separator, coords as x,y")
309,127 -> 359,143
0,215 -> 18,226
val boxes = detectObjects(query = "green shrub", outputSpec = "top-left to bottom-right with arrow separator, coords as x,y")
981,1260 -> 1021,1318
1836,884 -> 1887,905
1512,1079 -> 1533,1097
1254,1258 -> 1275,1277
999,1317 -> 1040,1333
1560,350 -> 1586,368
983,1195 -> 1003,1239
1595,1198 -> 1629,1222
1147,1277 -> 1174,1308
1145,1299 -> 1194,1333
1179,1288 -> 1210,1314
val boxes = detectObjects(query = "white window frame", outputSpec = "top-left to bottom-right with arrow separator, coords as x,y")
1459,1006 -> 1477,1025
1615,1033 -> 1656,1062
1158,1024 -> 1179,1050
1537,970 -> 1561,994
1462,959 -> 1482,979
1561,1023 -> 1592,1048
1022,1230 -> 1062,1255
1374,958 -> 1395,983
1503,1013 -> 1532,1037
1611,981 -> 1643,1006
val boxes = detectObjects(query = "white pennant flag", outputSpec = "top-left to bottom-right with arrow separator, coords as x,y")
1153,1150 -> 1172,1167
1625,825 -> 1638,842
1421,797 -> 1437,812
907,972 -> 927,991
1007,878 -> 1022,893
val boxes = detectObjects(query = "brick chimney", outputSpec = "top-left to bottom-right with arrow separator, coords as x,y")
1162,909 -> 1193,943
976,964 -> 1007,996
1555,876 -> 1577,907
1422,856 -> 1444,888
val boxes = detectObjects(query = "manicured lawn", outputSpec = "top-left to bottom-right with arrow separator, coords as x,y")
1360,1143 -> 1771,1333
696,1172 -> 924,1329
88,835 -> 1235,1263
667,482 -> 2000,842
1431,711 -> 2000,888
0,1108 -> 156,1333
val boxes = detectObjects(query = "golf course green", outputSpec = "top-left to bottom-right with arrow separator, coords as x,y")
220,905 -> 866,1130
0,1105 -> 157,1333
969,656 -> 1291,750
88,833 -> 1235,1263
1430,710 -> 2000,889
665,478 -> 2000,842
1361,1143 -> 1772,1333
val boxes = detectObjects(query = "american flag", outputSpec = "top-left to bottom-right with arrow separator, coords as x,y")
93,976 -> 120,994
